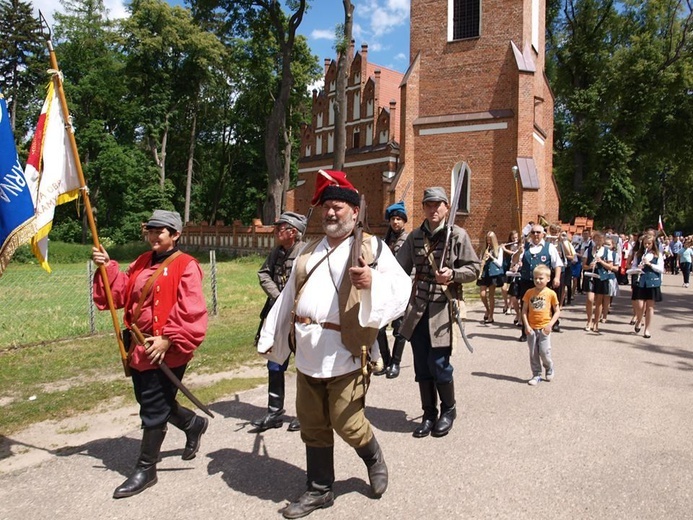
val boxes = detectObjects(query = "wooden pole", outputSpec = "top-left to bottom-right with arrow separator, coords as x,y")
40,15 -> 129,376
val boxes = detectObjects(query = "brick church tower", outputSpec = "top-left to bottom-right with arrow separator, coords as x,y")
396,0 -> 558,244
291,1 -> 558,244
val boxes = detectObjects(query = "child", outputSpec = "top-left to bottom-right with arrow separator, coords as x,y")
522,264 -> 560,386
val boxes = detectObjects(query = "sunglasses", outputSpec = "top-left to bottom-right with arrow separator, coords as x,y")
530,231 -> 543,235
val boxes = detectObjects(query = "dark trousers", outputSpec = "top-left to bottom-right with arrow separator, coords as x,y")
131,364 -> 187,428
681,262 -> 691,284
268,356 -> 290,372
410,310 -> 453,384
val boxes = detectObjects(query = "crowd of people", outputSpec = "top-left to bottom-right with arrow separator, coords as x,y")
90,174 -> 690,518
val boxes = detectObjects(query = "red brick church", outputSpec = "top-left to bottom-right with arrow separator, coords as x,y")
289,0 -> 559,245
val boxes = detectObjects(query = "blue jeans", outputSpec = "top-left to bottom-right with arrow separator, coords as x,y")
410,311 -> 454,384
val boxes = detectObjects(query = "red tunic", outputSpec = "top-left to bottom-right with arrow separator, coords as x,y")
93,251 -> 208,371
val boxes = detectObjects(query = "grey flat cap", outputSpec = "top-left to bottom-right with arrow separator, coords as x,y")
422,187 -> 449,204
145,210 -> 183,233
274,211 -> 307,234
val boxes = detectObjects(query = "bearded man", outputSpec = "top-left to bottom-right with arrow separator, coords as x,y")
257,170 -> 411,518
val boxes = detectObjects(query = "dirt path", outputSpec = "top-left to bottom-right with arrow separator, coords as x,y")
0,364 -> 268,475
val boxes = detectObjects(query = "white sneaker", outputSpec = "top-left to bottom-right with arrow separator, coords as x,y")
545,369 -> 554,382
527,376 -> 541,386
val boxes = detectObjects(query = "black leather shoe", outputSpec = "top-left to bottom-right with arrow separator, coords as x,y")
518,333 -> 527,342
287,418 -> 301,432
182,416 -> 208,460
282,490 -> 334,519
251,411 -> 284,431
413,417 -> 436,438
113,466 -> 158,499
372,366 -> 387,376
385,363 -> 400,379
552,322 -> 561,333
432,406 -> 456,437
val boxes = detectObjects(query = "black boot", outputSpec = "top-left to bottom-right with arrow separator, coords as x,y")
373,328 -> 391,376
113,425 -> 166,499
413,381 -> 438,438
386,336 -> 406,379
283,446 -> 335,519
355,435 -> 388,497
287,417 -> 301,432
168,404 -> 209,460
251,370 -> 285,431
432,381 -> 457,438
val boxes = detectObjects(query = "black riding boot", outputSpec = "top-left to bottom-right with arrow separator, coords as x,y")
283,445 -> 335,519
385,336 -> 406,379
374,328 -> 391,375
251,370 -> 285,431
168,403 -> 209,460
432,381 -> 457,437
413,381 -> 438,438
355,435 -> 388,497
113,425 -> 167,499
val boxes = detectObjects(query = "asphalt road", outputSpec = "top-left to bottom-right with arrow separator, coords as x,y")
1,274 -> 692,520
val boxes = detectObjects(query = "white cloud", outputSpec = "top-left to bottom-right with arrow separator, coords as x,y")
394,52 -> 406,61
311,28 -> 336,41
355,0 -> 409,38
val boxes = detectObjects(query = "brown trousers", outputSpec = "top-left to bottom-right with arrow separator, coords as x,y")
296,369 -> 373,449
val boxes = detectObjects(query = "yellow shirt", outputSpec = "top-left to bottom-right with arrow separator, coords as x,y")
522,286 -> 558,330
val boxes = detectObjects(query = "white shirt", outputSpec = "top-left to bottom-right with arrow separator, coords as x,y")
258,235 -> 412,378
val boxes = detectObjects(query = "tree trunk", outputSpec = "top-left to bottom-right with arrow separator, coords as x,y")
159,113 -> 170,190
333,0 -> 354,171
184,104 -> 197,224
260,0 -> 307,225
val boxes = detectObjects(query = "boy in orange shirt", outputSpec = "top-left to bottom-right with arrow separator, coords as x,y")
522,264 -> 560,386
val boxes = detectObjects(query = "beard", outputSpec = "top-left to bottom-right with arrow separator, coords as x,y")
323,214 -> 356,239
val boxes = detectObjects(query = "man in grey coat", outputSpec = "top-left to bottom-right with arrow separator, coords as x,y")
396,187 -> 480,438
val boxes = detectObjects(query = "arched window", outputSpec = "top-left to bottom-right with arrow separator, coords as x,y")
451,162 -> 471,213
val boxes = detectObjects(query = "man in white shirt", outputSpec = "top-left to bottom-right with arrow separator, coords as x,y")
258,170 -> 411,519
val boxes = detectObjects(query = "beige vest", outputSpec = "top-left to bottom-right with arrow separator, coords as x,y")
293,234 -> 380,357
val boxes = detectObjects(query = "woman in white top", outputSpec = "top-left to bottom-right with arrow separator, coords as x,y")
633,233 -> 664,339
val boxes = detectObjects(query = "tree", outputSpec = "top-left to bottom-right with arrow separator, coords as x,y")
332,0 -> 354,171
122,0 -> 225,202
0,0 -> 45,136
547,0 -> 693,230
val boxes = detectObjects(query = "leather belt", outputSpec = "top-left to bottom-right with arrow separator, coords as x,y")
294,315 -> 341,332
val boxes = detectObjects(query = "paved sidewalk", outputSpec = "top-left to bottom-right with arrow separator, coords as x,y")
1,275 -> 692,520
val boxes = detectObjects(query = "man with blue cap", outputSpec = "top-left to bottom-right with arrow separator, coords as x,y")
374,201 -> 409,378
252,211 -> 307,432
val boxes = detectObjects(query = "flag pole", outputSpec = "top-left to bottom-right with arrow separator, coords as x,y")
38,12 -> 130,375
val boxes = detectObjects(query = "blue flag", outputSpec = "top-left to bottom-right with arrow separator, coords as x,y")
0,91 -> 36,277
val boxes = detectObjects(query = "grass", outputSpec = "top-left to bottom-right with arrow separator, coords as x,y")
0,255 -> 268,435
0,252 -> 480,435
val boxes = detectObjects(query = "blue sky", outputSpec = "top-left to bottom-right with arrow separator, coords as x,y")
300,0 -> 410,73
33,0 -> 411,73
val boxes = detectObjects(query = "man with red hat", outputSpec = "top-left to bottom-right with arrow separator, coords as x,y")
257,170 -> 411,518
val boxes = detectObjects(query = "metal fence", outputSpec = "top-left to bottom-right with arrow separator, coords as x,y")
0,252 -> 219,350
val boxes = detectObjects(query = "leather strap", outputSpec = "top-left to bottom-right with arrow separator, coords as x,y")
294,315 -> 341,332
